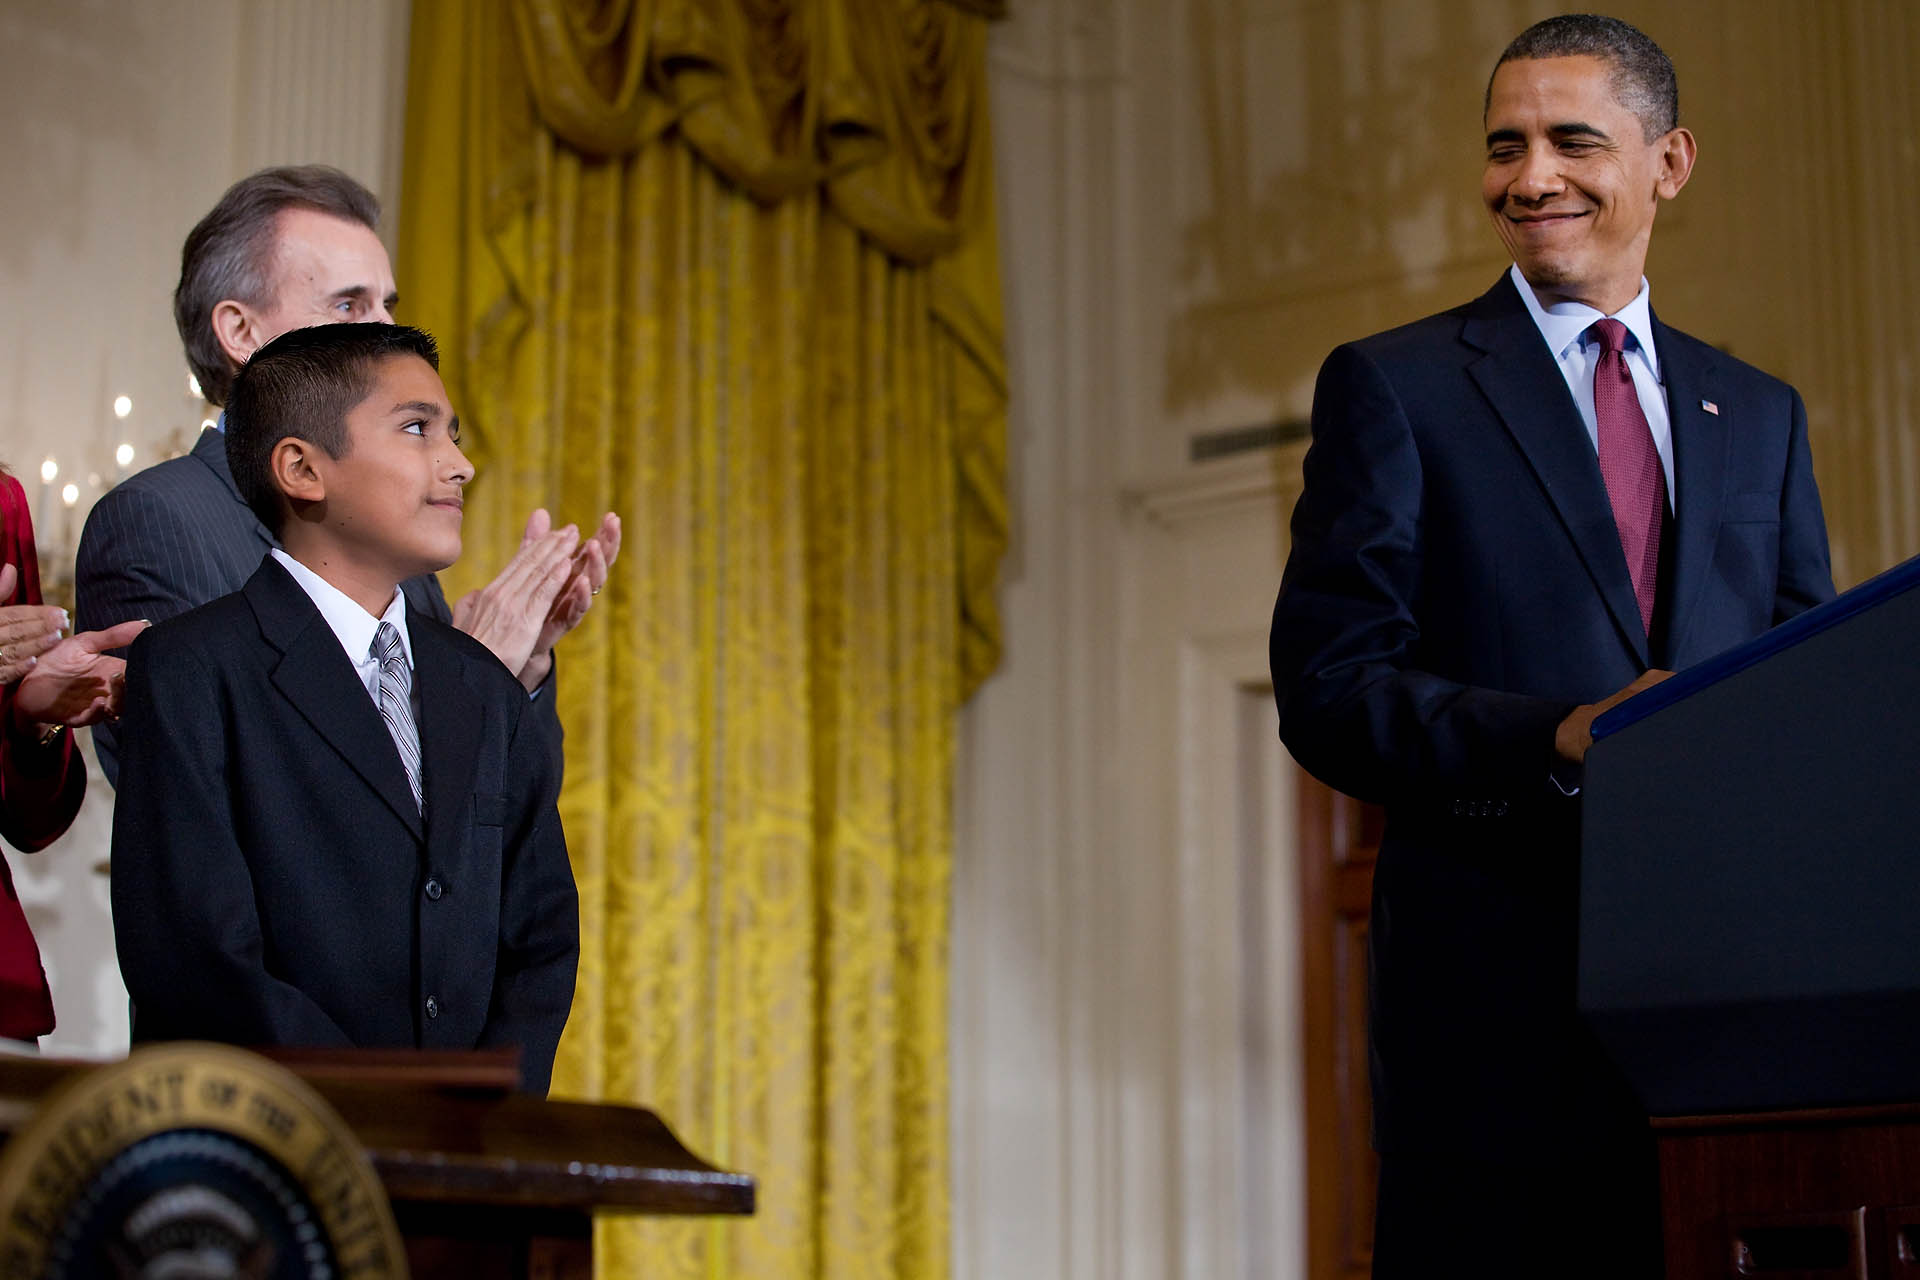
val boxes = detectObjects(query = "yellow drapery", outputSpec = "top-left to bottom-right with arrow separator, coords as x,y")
398,1 -> 1005,1276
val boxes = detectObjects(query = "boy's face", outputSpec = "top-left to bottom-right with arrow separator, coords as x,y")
309,354 -> 471,585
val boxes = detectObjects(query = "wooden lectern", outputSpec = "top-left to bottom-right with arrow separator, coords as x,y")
1581,556 -> 1920,1279
0,1047 -> 753,1278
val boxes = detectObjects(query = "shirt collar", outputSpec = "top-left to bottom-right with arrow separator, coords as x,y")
1508,263 -> 1661,381
270,548 -> 412,668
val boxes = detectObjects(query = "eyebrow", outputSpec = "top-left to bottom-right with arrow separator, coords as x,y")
332,284 -> 402,309
390,400 -> 443,417
1486,122 -> 1612,147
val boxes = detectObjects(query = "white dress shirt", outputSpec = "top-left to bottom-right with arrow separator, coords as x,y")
270,548 -> 413,706
1509,263 -> 1676,510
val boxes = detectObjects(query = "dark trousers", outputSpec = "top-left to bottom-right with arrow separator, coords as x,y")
1372,1137 -> 1664,1279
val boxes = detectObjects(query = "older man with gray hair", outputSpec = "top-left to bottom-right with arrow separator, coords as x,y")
78,165 -> 619,784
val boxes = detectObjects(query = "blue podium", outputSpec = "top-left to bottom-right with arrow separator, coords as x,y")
1581,555 -> 1920,1279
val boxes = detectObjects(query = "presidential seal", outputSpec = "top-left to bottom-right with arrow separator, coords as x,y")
0,1042 -> 406,1279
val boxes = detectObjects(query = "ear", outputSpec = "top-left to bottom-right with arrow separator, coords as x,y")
210,299 -> 272,374
270,437 -> 328,508
1655,126 -> 1697,200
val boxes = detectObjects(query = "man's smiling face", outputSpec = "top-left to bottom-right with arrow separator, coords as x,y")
1481,54 -> 1693,314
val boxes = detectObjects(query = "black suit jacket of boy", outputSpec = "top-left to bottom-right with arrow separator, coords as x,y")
111,555 -> 579,1094
76,427 -> 454,785
77,426 -> 565,789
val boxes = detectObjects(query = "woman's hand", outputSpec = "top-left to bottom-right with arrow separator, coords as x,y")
9,618 -> 150,732
0,564 -> 68,686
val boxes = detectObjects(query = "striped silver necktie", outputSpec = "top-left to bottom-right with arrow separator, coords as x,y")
372,621 -> 423,812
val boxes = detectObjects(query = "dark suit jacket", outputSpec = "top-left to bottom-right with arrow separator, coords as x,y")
110,556 -> 579,1093
76,428 -> 453,786
1269,274 -> 1834,1153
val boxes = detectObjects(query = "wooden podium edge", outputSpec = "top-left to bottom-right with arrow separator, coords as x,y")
0,1050 -> 755,1218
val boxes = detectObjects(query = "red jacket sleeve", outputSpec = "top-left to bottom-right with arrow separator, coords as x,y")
1,472 -> 84,852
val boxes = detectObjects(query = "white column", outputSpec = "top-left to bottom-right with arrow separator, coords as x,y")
233,0 -> 414,224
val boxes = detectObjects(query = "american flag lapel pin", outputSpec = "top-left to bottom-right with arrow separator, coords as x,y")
1700,399 -> 1720,415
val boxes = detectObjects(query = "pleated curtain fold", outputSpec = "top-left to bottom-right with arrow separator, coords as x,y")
399,2 -> 1007,1275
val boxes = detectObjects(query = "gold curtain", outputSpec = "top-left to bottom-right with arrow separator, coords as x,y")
398,2 -> 1006,1276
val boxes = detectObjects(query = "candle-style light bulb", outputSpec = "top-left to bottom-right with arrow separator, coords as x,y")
113,395 -> 133,419
116,443 -> 135,467
187,372 -> 203,400
40,458 -> 57,484
61,483 -> 79,507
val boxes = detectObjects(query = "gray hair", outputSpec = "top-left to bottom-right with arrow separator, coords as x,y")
174,166 -> 381,407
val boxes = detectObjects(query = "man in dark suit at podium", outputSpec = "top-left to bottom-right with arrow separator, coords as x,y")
1269,15 -> 1835,1277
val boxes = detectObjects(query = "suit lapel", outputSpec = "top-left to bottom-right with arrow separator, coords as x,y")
1461,277 -> 1650,665
1654,319 -> 1730,666
191,427 -> 275,556
411,615 -> 483,874
246,560 -> 425,838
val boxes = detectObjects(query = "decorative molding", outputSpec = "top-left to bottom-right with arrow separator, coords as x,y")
1123,443 -> 1306,531
953,9 -> 1134,1279
1174,629 -> 1302,1280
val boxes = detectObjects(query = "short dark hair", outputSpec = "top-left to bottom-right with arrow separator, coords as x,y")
1487,14 -> 1678,141
175,166 -> 382,408
225,323 -> 440,536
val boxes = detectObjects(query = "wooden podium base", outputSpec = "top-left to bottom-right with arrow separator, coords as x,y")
0,1049 -> 752,1280
1656,1104 -> 1920,1280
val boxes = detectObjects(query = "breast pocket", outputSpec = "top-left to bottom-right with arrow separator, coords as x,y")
1712,492 -> 1783,633
466,793 -> 508,885
472,793 -> 507,828
1722,490 -> 1781,524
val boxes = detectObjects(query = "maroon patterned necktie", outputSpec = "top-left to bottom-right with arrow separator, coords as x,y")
1591,318 -> 1665,633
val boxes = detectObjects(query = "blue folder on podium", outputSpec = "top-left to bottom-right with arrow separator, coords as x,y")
1579,553 -> 1920,1116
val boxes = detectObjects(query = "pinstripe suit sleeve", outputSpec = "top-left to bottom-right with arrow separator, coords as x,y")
77,472 -> 263,788
78,483 -> 226,631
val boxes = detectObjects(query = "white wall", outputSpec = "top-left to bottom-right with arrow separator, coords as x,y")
952,1 -> 1304,1276
0,0 -> 411,1058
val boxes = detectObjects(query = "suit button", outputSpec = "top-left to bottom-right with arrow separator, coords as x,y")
424,878 -> 443,901
425,996 -> 440,1020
